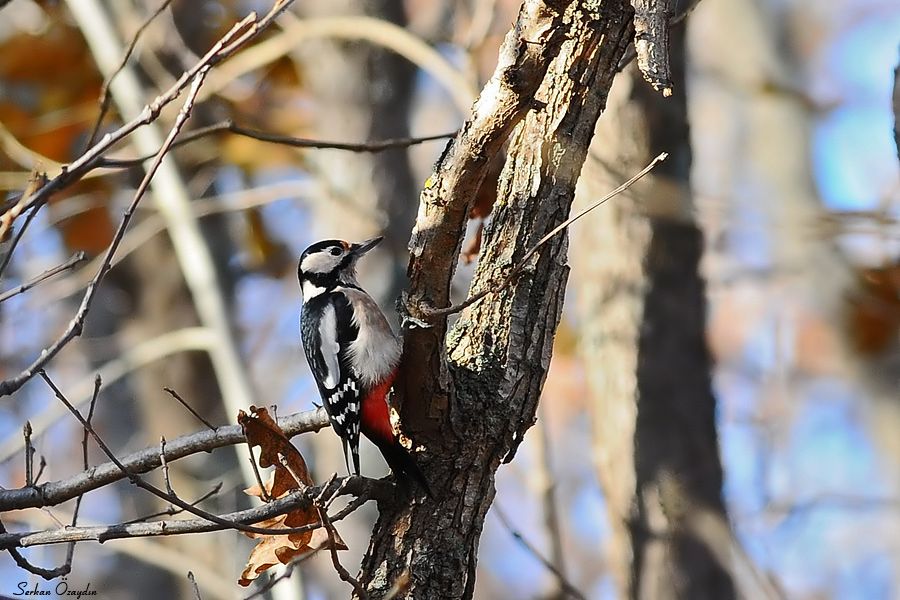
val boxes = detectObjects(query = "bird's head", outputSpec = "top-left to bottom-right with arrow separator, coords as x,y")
297,236 -> 382,299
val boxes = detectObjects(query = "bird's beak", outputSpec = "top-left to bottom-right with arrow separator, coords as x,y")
350,236 -> 383,256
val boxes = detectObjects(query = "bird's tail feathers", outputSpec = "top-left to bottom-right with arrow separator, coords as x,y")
340,436 -> 361,477
351,441 -> 360,477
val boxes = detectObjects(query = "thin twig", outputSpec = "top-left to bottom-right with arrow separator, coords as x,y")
163,387 -> 216,431
0,173 -> 46,280
0,327 -> 219,464
23,422 -> 33,487
493,504 -> 588,600
0,205 -> 38,280
0,518 -> 73,580
535,409 -> 568,595
81,375 -> 101,473
54,375 -> 101,583
0,252 -> 87,303
187,571 -> 203,600
328,488 -> 373,523
123,483 -> 223,524
0,379 -> 99,579
319,474 -> 345,512
278,454 -> 307,491
33,456 -> 46,485
12,2 -> 293,220
0,407 -> 331,511
249,456 -> 272,503
0,172 -> 44,247
160,436 -> 175,501
0,56 -> 213,397
98,122 -> 456,168
421,152 -> 668,319
35,370 -> 370,538
318,507 -> 368,600
243,545 -> 325,600
84,0 -> 174,149
1,477 -> 387,549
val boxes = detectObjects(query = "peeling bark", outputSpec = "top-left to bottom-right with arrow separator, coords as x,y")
630,0 -> 673,95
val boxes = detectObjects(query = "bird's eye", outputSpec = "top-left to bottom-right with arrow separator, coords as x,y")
329,247 -> 342,256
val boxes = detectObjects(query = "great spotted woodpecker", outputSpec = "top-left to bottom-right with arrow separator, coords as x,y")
298,237 -> 429,493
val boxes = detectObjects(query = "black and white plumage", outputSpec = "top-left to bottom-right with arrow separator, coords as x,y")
297,237 -> 403,477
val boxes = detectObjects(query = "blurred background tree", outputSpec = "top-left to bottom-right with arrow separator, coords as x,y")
0,0 -> 898,598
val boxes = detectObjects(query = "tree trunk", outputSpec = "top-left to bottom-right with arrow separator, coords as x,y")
358,1 -> 635,597
572,12 -> 734,600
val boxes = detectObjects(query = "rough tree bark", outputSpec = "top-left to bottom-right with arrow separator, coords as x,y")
573,9 -> 733,600
357,1 -> 637,597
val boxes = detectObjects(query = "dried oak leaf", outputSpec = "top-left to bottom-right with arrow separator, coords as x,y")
237,406 -> 346,587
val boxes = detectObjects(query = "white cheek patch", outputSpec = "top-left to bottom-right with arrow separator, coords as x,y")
301,251 -> 339,275
302,280 -> 326,300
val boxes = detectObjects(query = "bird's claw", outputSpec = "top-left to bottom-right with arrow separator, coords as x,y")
401,314 -> 433,330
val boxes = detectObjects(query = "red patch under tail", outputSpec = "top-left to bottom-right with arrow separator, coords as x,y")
360,370 -> 432,496
360,371 -> 396,447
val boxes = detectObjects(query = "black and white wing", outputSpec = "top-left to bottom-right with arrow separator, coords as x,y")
300,291 -> 363,475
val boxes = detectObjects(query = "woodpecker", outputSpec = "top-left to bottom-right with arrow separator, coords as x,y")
298,236 -> 429,493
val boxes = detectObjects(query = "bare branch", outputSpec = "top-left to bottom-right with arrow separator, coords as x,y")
6,0 -> 296,240
187,571 -> 203,600
422,152 -> 668,318
0,518 -> 73,580
23,421 -> 33,487
493,505 -> 588,600
123,482 -> 223,524
0,407 -> 330,511
33,456 -> 46,485
0,173 -> 47,279
617,0 -> 704,75
0,477 -> 386,550
0,252 -> 87,303
0,378 -> 101,579
34,371 -> 382,538
159,437 -> 175,500
248,456 -> 272,504
99,122 -> 456,168
85,0 -> 174,149
0,47 -> 213,397
163,387 -> 216,431
319,507 -> 368,600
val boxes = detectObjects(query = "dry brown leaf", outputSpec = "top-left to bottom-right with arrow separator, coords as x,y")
237,406 -> 346,587
846,263 -> 900,356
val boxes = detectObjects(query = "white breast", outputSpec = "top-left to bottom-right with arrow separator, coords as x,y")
338,286 -> 401,387
302,280 -> 327,300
